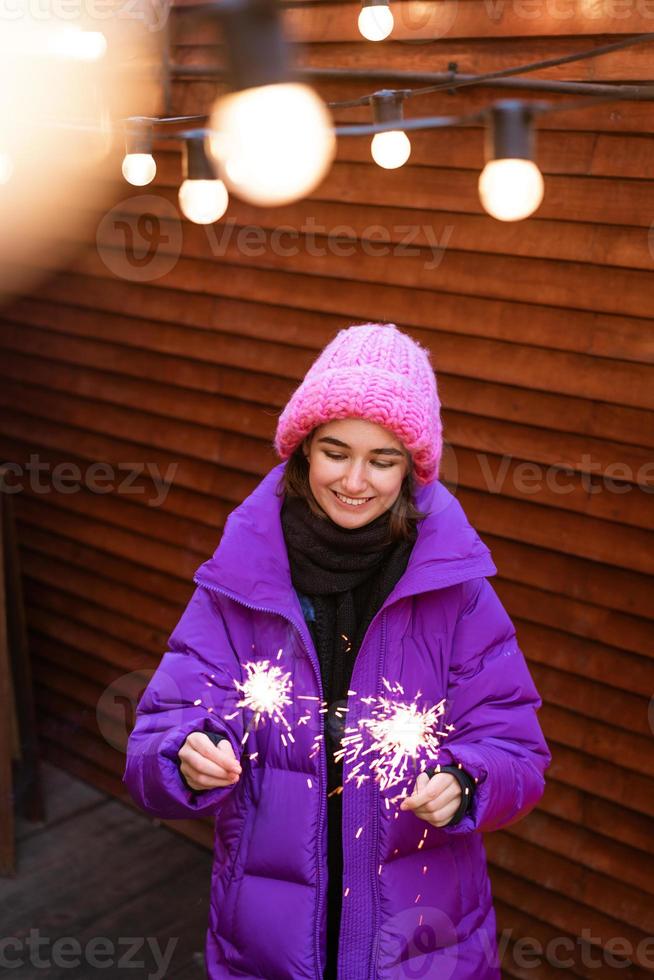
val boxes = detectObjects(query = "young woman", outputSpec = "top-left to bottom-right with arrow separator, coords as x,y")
123,322 -> 551,980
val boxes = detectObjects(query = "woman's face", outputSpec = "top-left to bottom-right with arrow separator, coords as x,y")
302,418 -> 409,529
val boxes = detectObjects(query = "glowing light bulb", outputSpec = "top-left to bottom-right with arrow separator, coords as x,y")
208,82 -> 335,206
371,130 -> 411,169
122,152 -> 156,186
478,158 -> 544,221
0,152 -> 13,184
358,3 -> 394,41
178,178 -> 229,224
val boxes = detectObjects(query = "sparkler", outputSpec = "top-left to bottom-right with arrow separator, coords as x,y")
335,679 -> 454,804
331,681 -> 456,907
223,650 -> 295,749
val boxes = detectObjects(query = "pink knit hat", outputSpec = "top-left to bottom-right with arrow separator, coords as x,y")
274,322 -> 442,486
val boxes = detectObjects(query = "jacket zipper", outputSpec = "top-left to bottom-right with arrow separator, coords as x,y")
193,575 -> 327,980
336,598 -> 388,980
341,561 -> 495,979
369,609 -> 386,978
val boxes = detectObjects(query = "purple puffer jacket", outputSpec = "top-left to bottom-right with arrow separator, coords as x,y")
123,462 -> 551,980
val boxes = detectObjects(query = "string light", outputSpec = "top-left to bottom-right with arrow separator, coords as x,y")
370,90 -> 411,169
121,118 -> 156,187
358,0 -> 393,41
478,100 -> 544,222
207,0 -> 335,206
178,135 -> 229,224
109,14 -> 654,221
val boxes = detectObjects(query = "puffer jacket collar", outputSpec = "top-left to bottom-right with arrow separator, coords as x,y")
193,462 -> 497,616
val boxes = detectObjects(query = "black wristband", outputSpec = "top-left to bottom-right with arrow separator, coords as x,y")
204,731 -> 229,747
424,763 -> 476,827
176,730 -> 230,791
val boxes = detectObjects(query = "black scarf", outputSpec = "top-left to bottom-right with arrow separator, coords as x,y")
280,492 -> 417,786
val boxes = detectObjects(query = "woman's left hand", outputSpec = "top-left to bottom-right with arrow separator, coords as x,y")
399,771 -> 462,827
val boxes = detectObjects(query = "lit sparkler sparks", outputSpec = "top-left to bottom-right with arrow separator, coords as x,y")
224,655 -> 294,747
335,679 -> 452,802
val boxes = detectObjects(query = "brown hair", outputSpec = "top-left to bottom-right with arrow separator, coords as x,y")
274,430 -> 429,544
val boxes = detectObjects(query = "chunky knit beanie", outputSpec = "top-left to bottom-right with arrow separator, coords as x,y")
273,322 -> 442,486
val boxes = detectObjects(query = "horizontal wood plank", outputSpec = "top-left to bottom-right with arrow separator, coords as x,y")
32,258 -> 654,367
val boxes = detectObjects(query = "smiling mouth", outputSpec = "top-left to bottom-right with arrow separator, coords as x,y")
331,490 -> 375,507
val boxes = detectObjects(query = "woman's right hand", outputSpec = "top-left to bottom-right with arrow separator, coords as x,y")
178,732 -> 242,791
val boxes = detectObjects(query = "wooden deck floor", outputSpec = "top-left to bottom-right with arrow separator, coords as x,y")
2,762 -> 213,979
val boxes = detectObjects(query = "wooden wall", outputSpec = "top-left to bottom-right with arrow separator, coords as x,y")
1,1 -> 653,976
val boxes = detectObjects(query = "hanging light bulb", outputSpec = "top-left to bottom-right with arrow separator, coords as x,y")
207,0 -> 335,207
122,153 -> 156,186
122,118 -> 156,186
369,90 -> 411,169
358,0 -> 394,41
210,84 -> 334,206
372,129 -> 410,169
478,101 -> 544,222
178,135 -> 229,224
